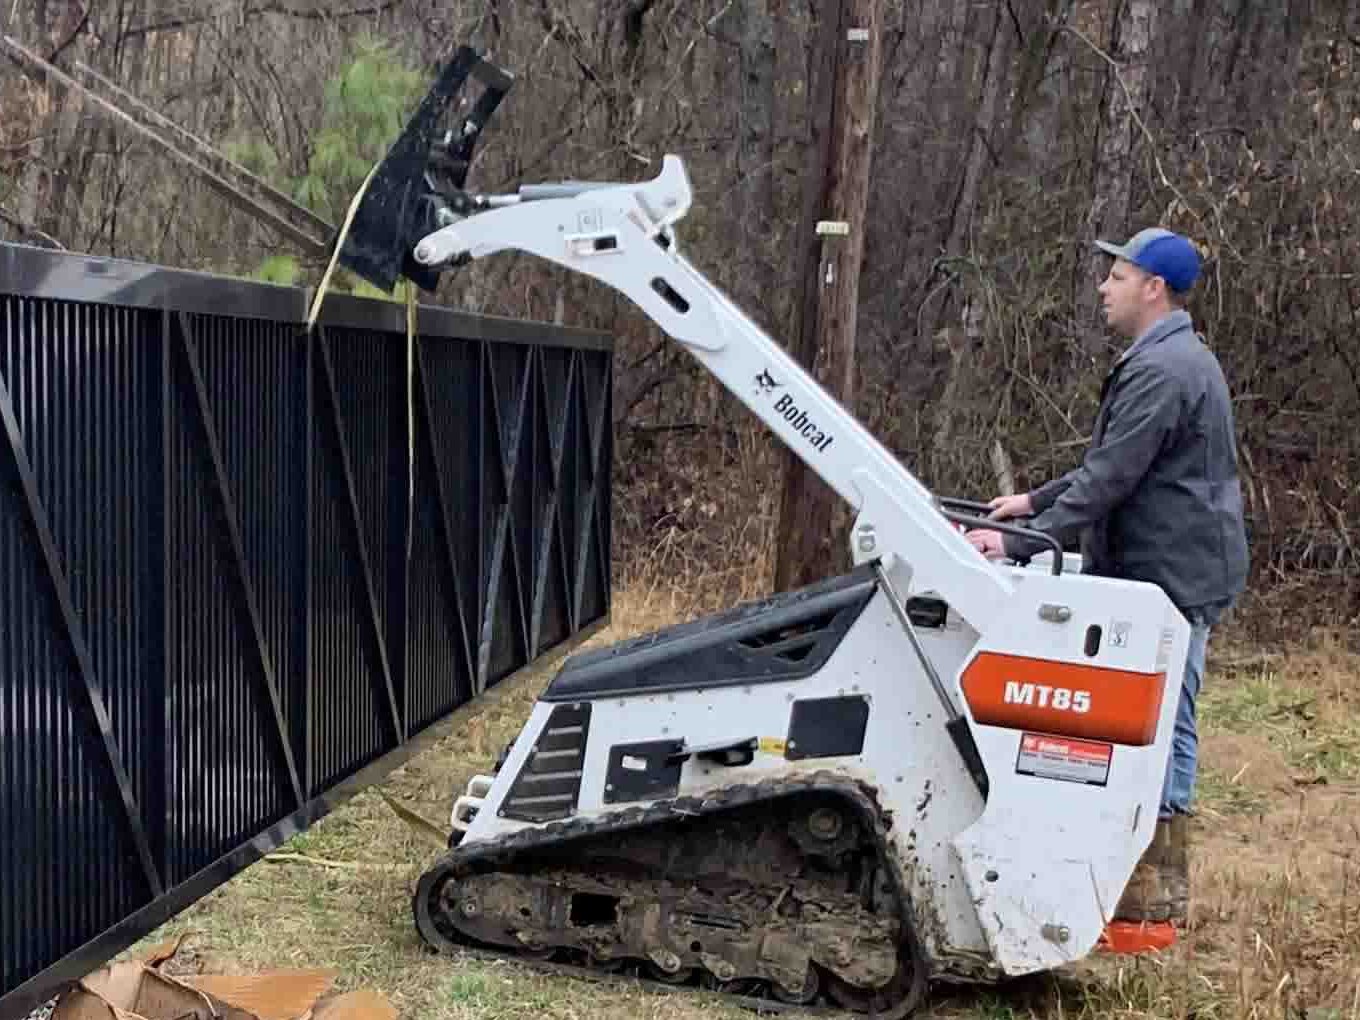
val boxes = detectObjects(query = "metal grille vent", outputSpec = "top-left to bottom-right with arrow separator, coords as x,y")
500,703 -> 591,822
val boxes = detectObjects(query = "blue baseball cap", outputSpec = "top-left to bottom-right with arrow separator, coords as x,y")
1095,227 -> 1201,293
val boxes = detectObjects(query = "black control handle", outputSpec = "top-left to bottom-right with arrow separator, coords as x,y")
937,497 -> 1065,576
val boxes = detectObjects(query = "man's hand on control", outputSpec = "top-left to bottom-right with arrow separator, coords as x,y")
987,493 -> 1033,521
965,529 -> 1007,560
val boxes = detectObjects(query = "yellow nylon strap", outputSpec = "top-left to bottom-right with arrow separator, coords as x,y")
304,160 -> 378,333
303,159 -> 418,564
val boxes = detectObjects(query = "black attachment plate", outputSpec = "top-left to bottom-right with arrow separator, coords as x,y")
337,45 -> 513,294
785,695 -> 870,760
604,740 -> 684,804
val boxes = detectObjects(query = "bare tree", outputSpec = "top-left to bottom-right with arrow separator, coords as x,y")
1074,0 -> 1158,357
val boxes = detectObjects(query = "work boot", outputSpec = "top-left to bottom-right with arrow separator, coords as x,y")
1166,814 -> 1190,925
1113,818 -> 1173,923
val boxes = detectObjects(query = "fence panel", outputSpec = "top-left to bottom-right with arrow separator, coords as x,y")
0,242 -> 612,1018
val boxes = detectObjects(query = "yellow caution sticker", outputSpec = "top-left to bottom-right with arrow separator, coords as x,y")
759,737 -> 787,756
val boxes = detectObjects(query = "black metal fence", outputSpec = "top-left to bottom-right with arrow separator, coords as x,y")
0,242 -> 612,1018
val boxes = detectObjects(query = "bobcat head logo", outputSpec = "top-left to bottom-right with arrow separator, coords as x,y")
754,369 -> 780,396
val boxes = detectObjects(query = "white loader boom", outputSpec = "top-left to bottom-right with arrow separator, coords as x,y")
413,156 -> 1010,627
409,155 -> 1190,987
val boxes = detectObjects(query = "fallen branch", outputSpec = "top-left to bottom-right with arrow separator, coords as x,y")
263,851 -> 400,872
377,788 -> 452,850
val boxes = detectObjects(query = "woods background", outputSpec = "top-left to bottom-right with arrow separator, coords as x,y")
3,0 -> 1357,633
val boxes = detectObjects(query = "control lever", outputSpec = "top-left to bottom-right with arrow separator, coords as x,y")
937,496 -> 1065,575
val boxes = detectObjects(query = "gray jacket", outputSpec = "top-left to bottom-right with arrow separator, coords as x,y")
1007,310 -> 1249,620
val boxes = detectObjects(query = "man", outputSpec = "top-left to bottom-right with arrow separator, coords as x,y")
965,228 -> 1249,926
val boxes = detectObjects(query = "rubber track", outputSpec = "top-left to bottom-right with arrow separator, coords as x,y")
414,771 -> 931,1018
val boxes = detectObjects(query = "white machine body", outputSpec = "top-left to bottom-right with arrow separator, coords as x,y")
414,155 -> 1190,981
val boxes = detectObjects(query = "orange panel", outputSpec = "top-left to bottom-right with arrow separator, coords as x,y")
960,652 -> 1165,746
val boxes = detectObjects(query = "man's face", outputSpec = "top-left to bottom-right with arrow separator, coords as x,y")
1097,258 -> 1159,338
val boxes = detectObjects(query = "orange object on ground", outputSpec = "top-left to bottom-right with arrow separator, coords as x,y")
1099,921 -> 1178,953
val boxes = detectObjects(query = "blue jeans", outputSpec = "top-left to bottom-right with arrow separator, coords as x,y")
1160,620 -> 1212,818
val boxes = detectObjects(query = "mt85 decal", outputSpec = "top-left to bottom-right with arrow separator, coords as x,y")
1003,681 -> 1091,713
962,653 -> 1164,745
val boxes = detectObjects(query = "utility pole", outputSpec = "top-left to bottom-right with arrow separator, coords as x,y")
774,0 -> 883,593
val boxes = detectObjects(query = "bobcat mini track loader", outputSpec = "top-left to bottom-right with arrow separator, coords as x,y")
336,47 -> 1191,1019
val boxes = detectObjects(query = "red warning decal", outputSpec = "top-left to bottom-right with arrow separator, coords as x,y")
1015,732 -> 1112,786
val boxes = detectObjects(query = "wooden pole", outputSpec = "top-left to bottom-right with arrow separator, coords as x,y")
774,0 -> 883,593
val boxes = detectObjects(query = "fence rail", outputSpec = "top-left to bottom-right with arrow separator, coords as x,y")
0,242 -> 612,1018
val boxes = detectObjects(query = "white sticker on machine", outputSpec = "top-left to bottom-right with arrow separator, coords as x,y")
1015,732 -> 1112,786
1156,626 -> 1175,671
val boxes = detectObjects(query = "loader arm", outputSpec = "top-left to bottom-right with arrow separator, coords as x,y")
408,155 -> 1014,632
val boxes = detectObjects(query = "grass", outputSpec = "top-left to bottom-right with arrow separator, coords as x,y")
1198,635 -> 1360,786
121,597 -> 1360,1020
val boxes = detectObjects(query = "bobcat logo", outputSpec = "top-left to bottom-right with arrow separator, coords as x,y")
754,369 -> 781,396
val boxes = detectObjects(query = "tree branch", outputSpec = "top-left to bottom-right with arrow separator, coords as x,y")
124,0 -> 398,38
46,1 -> 90,64
255,0 -> 399,16
0,206 -> 66,248
0,136 -> 48,154
533,0 -> 607,89
1003,0 -> 1025,44
123,15 -> 215,38
1059,23 -> 1210,241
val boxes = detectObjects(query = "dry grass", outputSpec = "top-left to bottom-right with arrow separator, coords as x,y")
123,595 -> 1360,1020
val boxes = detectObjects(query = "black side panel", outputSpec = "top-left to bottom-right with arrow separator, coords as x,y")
603,740 -> 684,804
786,696 -> 870,760
500,704 -> 591,822
542,565 -> 879,701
